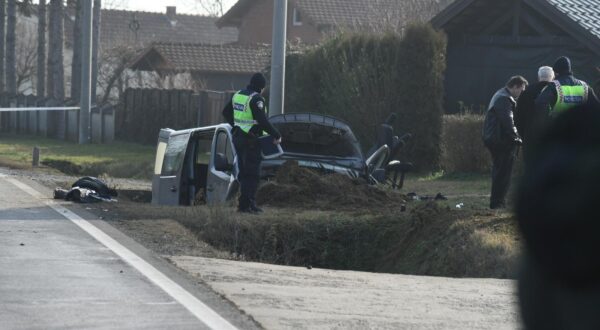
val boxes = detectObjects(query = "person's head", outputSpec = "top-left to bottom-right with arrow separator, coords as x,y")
538,66 -> 555,82
249,72 -> 267,93
506,75 -> 528,98
553,56 -> 572,77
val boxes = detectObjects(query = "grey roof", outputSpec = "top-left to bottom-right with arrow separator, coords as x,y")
130,43 -> 270,74
64,8 -> 239,50
294,0 -> 452,29
218,0 -> 453,30
546,0 -> 600,40
431,0 -> 600,55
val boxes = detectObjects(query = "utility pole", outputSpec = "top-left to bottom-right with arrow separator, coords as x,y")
79,0 -> 93,144
268,0 -> 287,116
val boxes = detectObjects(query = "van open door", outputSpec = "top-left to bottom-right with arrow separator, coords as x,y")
206,126 -> 239,204
152,129 -> 191,205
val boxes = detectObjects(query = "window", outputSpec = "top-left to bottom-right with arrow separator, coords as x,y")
194,134 -> 213,165
293,8 -> 303,26
215,131 -> 234,166
161,133 -> 190,176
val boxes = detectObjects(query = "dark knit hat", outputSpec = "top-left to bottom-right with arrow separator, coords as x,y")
249,73 -> 267,90
553,56 -> 572,76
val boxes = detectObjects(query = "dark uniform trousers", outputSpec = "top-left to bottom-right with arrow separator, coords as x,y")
233,129 -> 262,209
489,145 -> 517,208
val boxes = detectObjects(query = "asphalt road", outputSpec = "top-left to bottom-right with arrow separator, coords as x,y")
0,173 -> 258,330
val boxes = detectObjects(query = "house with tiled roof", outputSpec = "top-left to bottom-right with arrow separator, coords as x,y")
64,6 -> 238,50
127,0 -> 456,91
129,43 -> 270,90
431,0 -> 600,113
217,0 -> 454,44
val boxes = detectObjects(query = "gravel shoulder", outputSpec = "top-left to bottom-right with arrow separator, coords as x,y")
171,256 -> 519,330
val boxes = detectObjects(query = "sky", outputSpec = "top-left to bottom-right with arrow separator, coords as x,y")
111,0 -> 237,15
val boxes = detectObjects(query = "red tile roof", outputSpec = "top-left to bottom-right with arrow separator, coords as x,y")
64,8 -> 239,50
130,42 -> 271,74
218,0 -> 453,30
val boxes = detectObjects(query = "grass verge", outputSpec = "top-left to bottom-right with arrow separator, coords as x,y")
0,134 -> 155,179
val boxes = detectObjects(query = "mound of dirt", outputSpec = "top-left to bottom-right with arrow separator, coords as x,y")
257,161 -> 407,211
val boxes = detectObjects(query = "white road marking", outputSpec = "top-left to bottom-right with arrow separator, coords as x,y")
4,176 -> 238,330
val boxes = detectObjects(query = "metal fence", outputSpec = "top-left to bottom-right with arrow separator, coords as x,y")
0,93 -> 115,143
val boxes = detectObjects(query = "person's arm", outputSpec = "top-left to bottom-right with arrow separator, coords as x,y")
514,89 -> 529,137
535,83 -> 557,117
250,96 -> 281,140
222,100 -> 234,126
495,97 -> 521,143
587,85 -> 600,109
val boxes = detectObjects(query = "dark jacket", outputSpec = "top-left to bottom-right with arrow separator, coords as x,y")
515,81 -> 551,142
483,87 -> 521,148
535,75 -> 600,117
222,85 -> 281,140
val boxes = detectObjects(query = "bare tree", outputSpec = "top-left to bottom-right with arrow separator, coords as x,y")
190,0 -> 224,17
37,0 -> 46,97
47,0 -> 64,100
0,0 -> 5,93
92,0 -> 100,103
70,0 -> 83,101
102,0 -> 125,10
15,21 -> 36,93
96,44 -> 136,104
6,0 -> 16,94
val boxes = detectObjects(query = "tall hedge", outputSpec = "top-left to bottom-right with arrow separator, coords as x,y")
285,24 -> 447,171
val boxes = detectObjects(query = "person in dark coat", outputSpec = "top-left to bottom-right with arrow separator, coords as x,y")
482,76 -> 527,209
222,73 -> 282,213
516,101 -> 600,330
515,66 -> 554,163
535,56 -> 600,121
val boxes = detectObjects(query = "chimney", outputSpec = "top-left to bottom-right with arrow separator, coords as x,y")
166,6 -> 176,20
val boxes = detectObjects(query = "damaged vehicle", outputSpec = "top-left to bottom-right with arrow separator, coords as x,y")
152,113 -> 412,206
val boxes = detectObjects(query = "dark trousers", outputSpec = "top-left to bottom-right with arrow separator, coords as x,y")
233,131 -> 262,209
488,145 -> 517,208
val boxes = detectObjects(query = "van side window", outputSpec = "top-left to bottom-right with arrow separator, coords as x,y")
162,133 -> 189,176
195,135 -> 213,165
215,131 -> 233,165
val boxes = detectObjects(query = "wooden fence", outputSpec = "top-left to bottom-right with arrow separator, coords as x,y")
116,88 -> 234,144
0,93 -> 115,143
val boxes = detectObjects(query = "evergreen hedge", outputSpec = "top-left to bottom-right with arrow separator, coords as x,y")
285,24 -> 447,171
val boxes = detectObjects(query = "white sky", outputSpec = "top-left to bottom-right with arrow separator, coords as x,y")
30,0 -> 238,16
110,0 -> 237,15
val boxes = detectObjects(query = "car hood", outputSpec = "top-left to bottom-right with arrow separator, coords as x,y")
269,113 -> 364,162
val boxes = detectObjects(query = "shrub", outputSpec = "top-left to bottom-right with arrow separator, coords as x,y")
285,23 -> 447,171
441,114 -> 490,173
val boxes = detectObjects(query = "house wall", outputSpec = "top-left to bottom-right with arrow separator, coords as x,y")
236,0 -> 322,44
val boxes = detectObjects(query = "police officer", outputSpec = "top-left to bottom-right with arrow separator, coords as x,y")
482,76 -> 527,209
535,56 -> 600,120
222,73 -> 281,213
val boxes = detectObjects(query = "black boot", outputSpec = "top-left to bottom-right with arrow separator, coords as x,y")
250,200 -> 263,213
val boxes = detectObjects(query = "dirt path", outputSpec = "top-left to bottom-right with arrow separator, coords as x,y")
171,256 -> 519,330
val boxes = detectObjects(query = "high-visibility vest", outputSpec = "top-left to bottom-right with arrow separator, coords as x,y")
551,80 -> 589,116
232,91 -> 267,133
